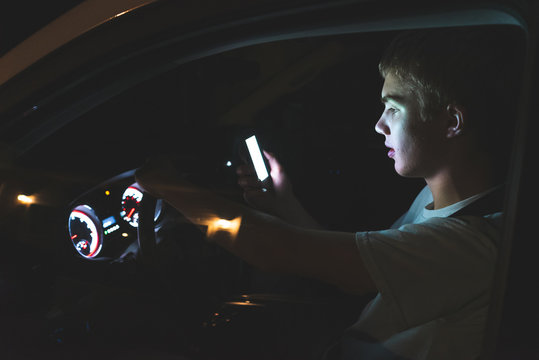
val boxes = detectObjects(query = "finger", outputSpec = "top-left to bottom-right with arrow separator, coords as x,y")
263,150 -> 283,173
263,150 -> 274,160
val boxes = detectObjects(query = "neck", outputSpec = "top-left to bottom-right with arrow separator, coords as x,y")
425,154 -> 496,210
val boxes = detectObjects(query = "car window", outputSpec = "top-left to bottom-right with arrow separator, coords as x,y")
19,31 -> 425,231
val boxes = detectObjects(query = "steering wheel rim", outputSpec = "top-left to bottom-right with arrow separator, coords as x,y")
137,193 -> 157,267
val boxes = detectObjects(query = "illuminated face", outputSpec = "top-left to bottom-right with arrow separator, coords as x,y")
375,73 -> 447,178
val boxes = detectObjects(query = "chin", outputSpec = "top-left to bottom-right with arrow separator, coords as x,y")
394,163 -> 406,176
394,164 -> 415,178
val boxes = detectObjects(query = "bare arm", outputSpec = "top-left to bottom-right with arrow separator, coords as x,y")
135,160 -> 376,295
231,213 -> 377,295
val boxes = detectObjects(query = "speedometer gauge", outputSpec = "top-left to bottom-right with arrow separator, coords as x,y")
68,205 -> 103,259
121,185 -> 143,227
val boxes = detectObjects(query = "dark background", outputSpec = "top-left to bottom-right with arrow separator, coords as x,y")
0,0 -> 84,56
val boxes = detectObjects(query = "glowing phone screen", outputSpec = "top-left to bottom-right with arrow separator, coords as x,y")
245,135 -> 269,181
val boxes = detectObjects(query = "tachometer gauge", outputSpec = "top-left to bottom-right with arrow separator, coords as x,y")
68,205 -> 103,259
121,185 -> 143,227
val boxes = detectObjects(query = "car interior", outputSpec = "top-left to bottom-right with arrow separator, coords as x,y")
0,5 -> 529,358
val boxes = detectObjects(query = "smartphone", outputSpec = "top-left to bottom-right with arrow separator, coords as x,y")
244,135 -> 272,188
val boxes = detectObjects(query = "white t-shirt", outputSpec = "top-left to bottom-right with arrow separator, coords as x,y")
343,186 -> 503,360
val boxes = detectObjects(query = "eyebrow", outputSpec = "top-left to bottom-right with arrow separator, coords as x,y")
381,94 -> 406,104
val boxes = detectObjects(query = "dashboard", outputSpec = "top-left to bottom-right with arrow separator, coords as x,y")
66,169 -> 163,261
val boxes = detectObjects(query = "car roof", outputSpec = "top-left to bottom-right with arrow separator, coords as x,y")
0,0 -> 526,89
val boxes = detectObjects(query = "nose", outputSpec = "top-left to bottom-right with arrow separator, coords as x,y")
375,114 -> 390,135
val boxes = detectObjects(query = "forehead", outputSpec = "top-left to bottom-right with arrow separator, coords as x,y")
381,72 -> 412,104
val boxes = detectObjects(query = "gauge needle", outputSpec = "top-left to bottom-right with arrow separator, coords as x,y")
71,234 -> 78,240
127,208 -> 136,219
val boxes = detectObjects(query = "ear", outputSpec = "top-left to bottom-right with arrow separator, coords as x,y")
445,104 -> 465,138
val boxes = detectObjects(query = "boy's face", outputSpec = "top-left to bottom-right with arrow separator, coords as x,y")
375,73 -> 447,178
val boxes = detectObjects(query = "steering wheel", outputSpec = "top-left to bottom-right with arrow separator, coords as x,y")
137,193 -> 157,268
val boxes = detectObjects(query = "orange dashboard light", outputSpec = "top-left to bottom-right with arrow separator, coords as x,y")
105,190 -> 111,196
17,194 -> 35,205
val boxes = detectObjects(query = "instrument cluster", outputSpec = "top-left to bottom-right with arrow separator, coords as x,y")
67,170 -> 162,260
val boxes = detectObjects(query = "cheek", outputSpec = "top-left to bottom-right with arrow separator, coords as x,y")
394,121 -> 419,153
395,122 -> 429,162
402,122 -> 446,167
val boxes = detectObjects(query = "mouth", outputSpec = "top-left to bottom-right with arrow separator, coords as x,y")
385,143 -> 395,158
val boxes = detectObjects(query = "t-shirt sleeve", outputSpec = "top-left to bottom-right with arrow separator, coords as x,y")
355,216 -> 498,328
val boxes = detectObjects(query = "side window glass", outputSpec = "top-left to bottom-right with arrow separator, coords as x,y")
20,32 -> 424,230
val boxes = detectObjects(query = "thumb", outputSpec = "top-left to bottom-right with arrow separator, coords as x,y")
263,150 -> 281,172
